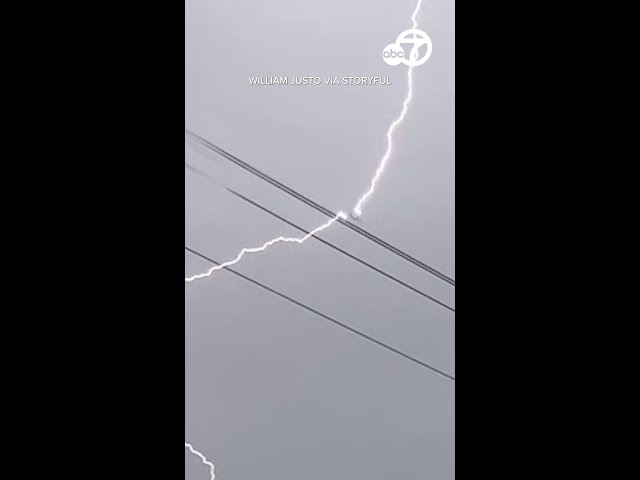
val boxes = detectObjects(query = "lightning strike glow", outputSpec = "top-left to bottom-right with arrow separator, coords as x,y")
185,441 -> 215,480
352,0 -> 423,218
185,212 -> 347,282
185,0 -> 424,281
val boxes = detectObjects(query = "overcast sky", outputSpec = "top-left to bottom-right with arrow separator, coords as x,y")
185,0 -> 454,478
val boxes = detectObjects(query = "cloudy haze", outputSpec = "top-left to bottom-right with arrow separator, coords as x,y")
185,0 -> 454,478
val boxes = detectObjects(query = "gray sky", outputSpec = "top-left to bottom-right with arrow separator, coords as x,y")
185,0 -> 454,478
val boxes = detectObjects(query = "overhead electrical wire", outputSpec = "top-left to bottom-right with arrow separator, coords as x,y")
185,165 -> 455,313
225,187 -> 454,313
185,129 -> 455,287
185,245 -> 455,382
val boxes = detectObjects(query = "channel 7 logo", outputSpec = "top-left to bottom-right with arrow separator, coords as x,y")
383,28 -> 432,67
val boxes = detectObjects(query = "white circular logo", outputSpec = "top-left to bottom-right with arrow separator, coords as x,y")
383,28 -> 432,67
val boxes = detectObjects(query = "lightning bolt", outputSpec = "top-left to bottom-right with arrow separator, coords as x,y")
353,0 -> 423,217
186,0 -> 424,281
185,441 -> 216,480
185,2 -> 425,283
185,211 -> 347,282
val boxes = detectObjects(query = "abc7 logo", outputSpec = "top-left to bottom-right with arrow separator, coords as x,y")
383,28 -> 432,67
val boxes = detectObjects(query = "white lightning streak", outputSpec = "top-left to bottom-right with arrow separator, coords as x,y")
185,0 -> 424,281
185,212 -> 347,282
185,441 -> 216,480
353,0 -> 423,217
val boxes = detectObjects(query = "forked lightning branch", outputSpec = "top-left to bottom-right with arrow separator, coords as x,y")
185,17 -> 431,282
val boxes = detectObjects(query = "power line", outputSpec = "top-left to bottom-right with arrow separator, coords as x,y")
185,160 -> 453,312
184,129 -> 455,287
185,246 -> 455,382
185,129 -> 455,286
223,185 -> 455,313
